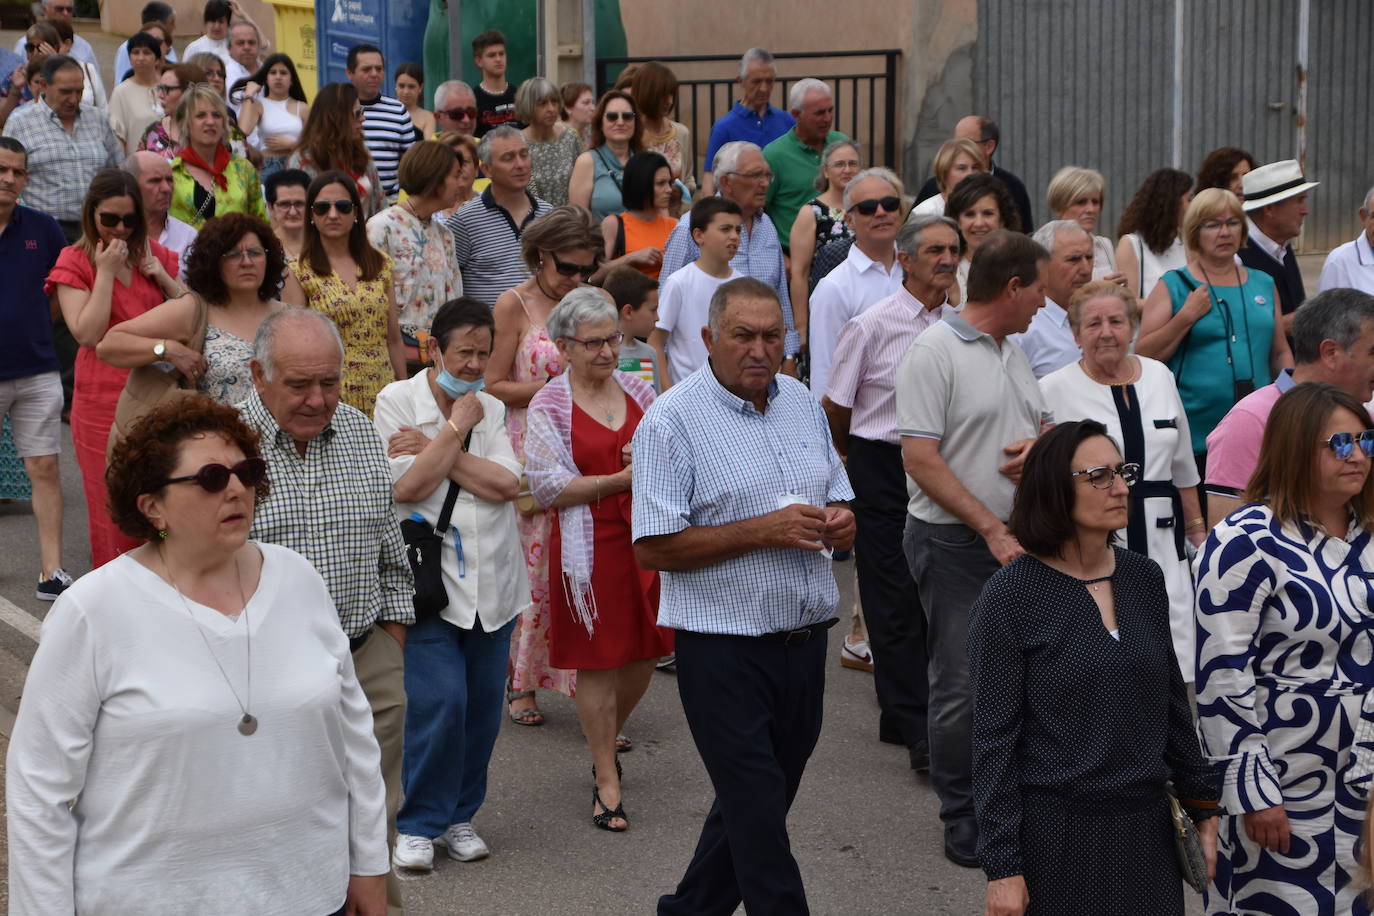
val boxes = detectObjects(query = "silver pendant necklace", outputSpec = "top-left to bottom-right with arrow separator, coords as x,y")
161,546 -> 256,736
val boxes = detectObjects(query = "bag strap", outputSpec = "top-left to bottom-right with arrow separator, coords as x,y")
613,214 -> 626,259
433,429 -> 474,535
186,292 -> 209,355
1135,234 -> 1145,295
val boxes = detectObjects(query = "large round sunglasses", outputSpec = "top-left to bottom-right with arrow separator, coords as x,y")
1070,462 -> 1141,489
153,457 -> 268,493
1321,430 -> 1374,460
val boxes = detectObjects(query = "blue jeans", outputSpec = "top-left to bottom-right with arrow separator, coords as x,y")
396,614 -> 515,838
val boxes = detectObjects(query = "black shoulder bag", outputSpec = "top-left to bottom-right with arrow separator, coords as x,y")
400,430 -> 472,620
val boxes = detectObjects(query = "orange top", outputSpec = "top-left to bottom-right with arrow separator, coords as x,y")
620,212 -> 679,280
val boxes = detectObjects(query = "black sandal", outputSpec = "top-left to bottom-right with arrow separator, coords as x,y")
592,786 -> 629,832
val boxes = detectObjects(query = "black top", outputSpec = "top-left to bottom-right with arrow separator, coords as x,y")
1239,238 -> 1306,315
474,83 -> 518,138
913,163 -> 1034,234
968,547 -> 1218,880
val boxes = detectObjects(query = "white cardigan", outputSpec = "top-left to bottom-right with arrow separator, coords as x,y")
6,543 -> 388,915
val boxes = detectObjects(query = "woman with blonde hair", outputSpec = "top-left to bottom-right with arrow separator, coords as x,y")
909,137 -> 986,218
168,83 -> 267,228
1046,165 -> 1122,283
1137,188 -> 1292,472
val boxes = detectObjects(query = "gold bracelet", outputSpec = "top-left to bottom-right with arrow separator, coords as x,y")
446,418 -> 462,439
1184,516 -> 1205,530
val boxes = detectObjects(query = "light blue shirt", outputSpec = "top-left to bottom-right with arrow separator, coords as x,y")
660,206 -> 799,353
1009,298 -> 1080,379
631,364 -> 853,636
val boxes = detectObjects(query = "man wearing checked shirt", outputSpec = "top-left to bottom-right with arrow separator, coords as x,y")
632,277 -> 855,915
240,308 -> 412,916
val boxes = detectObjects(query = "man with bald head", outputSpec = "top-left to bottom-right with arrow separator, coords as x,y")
914,115 -> 1033,233
122,150 -> 195,263
243,307 -> 412,915
1010,219 -> 1096,377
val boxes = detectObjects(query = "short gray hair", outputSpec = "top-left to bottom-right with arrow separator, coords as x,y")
514,77 -> 560,124
897,214 -> 960,258
739,48 -> 775,79
1031,218 -> 1091,254
477,124 -> 525,166
842,167 -> 903,211
787,78 -> 830,112
713,140 -> 761,178
1363,184 -> 1374,213
229,19 -> 260,41
1291,288 -> 1374,365
253,308 -> 344,380
434,79 -> 475,109
708,276 -> 780,335
546,287 -> 618,342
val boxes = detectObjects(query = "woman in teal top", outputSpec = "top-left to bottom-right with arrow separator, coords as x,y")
569,90 -> 642,222
1138,188 -> 1293,464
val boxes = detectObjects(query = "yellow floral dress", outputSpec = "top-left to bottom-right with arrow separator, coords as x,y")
291,255 -> 395,416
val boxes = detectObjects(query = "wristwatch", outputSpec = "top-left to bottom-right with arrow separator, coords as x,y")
153,339 -> 167,358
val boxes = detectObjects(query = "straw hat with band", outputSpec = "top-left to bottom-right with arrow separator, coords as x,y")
1241,159 -> 1319,211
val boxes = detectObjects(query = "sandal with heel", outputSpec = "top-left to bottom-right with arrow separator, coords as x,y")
592,786 -> 629,832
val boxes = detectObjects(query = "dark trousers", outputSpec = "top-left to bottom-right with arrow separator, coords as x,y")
657,627 -> 827,916
903,516 -> 1000,825
848,436 -> 929,748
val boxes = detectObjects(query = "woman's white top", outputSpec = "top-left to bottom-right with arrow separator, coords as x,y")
373,374 -> 531,631
1123,232 -> 1187,300
1091,234 -> 1118,280
6,544 -> 389,915
258,96 -> 304,145
79,59 -> 107,110
910,193 -> 946,218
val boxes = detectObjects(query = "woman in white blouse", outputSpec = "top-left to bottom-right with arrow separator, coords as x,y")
6,397 -> 388,916
372,297 -> 527,872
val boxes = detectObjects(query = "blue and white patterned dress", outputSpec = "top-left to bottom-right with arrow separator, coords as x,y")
1195,503 -> 1374,915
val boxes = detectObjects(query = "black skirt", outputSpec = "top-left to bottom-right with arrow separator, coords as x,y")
1020,790 -> 1186,915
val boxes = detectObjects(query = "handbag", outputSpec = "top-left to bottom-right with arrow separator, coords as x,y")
399,429 -> 472,620
515,471 -> 540,515
105,292 -> 209,460
1167,793 -> 1208,894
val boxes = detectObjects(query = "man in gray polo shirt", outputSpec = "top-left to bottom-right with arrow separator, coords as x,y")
895,229 -> 1050,868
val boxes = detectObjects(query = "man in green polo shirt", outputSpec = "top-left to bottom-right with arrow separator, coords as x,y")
763,78 -> 847,249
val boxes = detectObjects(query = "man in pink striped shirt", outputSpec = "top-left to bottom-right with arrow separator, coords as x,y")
822,213 -> 961,773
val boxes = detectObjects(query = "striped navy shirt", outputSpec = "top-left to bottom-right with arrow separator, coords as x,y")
447,187 -> 551,307
359,94 -> 414,198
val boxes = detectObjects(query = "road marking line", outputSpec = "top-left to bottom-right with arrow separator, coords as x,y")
0,596 -> 41,643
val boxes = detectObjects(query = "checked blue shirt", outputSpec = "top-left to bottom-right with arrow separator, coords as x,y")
631,363 -> 853,636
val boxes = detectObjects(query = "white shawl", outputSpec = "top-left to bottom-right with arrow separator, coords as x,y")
525,370 -> 656,637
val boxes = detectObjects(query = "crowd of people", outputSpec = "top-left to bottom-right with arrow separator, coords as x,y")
4,6 -> 1374,914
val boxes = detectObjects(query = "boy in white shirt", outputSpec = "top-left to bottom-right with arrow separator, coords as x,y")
650,197 -> 743,388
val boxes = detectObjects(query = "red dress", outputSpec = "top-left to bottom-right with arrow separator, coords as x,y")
548,395 -> 672,670
46,242 -> 179,568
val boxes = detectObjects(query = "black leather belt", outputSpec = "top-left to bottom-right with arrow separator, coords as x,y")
349,629 -> 371,653
757,618 -> 839,646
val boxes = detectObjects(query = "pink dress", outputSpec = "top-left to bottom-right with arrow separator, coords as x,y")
504,290 -> 576,697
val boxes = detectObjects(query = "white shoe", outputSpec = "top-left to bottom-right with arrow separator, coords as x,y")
435,822 -> 489,862
392,834 -> 435,871
840,638 -> 875,672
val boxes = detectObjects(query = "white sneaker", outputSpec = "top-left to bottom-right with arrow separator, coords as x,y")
392,834 -> 435,871
435,822 -> 489,862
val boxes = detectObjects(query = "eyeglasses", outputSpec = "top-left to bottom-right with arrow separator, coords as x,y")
731,170 -> 773,183
272,200 -> 305,211
437,106 -> 478,121
97,211 -> 139,228
220,246 -> 266,262
1320,430 -> 1374,460
1201,218 -> 1243,232
849,196 -> 901,216
549,253 -> 597,279
49,3 -> 73,10
565,331 -> 625,352
23,42 -> 41,53
604,111 -> 636,122
311,199 -> 355,216
1071,463 -> 1141,489
826,159 -> 861,170
155,457 -> 268,493
156,84 -> 185,95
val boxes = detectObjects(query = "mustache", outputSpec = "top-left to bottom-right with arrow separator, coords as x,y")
932,264 -> 956,275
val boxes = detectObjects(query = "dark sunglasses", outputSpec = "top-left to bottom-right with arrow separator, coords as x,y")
98,211 -> 139,228
1071,462 -> 1141,490
604,111 -> 636,122
311,199 -> 355,216
549,253 -> 597,279
24,42 -> 42,53
1321,430 -> 1374,460
849,196 -> 902,216
438,106 -> 478,121
156,457 -> 268,493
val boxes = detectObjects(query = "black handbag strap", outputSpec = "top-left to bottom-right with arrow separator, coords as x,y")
433,429 -> 474,535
